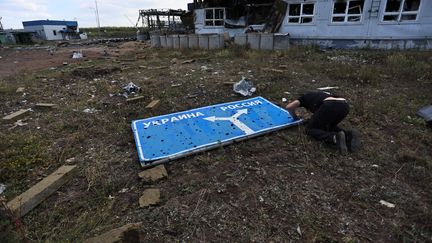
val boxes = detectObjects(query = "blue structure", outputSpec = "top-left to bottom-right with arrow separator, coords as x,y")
132,97 -> 302,167
22,19 -> 79,40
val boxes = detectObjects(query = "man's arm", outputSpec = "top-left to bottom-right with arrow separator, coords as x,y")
286,100 -> 300,119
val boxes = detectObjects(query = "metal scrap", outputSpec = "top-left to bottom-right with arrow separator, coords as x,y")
233,77 -> 256,96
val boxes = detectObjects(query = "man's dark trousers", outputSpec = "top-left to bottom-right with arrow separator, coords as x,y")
305,100 -> 349,145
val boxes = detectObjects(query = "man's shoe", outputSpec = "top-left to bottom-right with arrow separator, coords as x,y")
346,129 -> 361,152
336,131 -> 348,155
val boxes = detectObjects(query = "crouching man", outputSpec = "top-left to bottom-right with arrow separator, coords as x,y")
286,91 -> 360,154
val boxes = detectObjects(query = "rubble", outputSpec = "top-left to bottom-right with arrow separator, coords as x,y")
139,188 -> 161,207
121,82 -> 141,98
84,222 -> 142,243
233,77 -> 256,96
138,165 -> 168,182
145,100 -> 160,109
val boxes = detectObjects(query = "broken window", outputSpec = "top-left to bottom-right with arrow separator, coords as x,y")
205,8 -> 225,26
332,0 -> 364,23
287,3 -> 315,24
383,0 -> 421,22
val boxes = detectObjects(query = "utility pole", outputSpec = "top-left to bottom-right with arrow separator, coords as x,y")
95,0 -> 101,31
0,17 -> 4,31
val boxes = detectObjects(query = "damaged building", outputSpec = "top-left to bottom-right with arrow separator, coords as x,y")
189,0 -> 432,48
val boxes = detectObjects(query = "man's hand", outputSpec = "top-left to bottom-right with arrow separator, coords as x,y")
285,100 -> 301,119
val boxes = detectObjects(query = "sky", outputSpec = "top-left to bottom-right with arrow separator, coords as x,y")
0,0 -> 190,29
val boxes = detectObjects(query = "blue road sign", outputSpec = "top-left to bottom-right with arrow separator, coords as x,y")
132,96 -> 302,167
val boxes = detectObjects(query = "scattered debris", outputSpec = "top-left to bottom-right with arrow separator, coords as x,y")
122,82 -> 141,98
9,119 -> 28,130
372,164 -> 379,168
282,98 -> 288,103
84,222 -> 142,243
146,100 -> 160,109
7,165 -> 77,217
35,103 -> 57,109
263,68 -> 284,73
126,96 -> 145,103
72,51 -> 83,59
144,66 -> 168,70
296,225 -> 302,236
187,94 -> 198,99
379,200 -> 396,208
317,86 -> 340,91
139,188 -> 161,207
83,108 -> 98,114
138,165 -> 168,182
2,109 -> 31,122
181,59 -> 195,64
16,87 -> 25,93
0,184 -> 6,195
171,83 -> 182,87
417,105 -> 432,127
233,77 -> 256,96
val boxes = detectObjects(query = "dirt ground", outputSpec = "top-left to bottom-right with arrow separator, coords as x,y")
0,42 -> 431,242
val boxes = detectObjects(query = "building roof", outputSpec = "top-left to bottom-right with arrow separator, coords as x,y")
22,20 -> 78,27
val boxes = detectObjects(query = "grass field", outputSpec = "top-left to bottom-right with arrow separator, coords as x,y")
0,42 -> 431,241
80,27 -> 138,39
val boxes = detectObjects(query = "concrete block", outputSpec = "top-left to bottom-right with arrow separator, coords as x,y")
234,33 -> 247,46
208,35 -> 221,49
84,222 -> 142,243
172,35 -> 180,49
145,100 -> 160,109
139,189 -> 160,207
198,35 -> 209,50
274,34 -> 290,50
159,36 -> 167,48
138,165 -> 167,182
2,109 -> 31,122
260,33 -> 274,50
247,33 -> 261,50
166,35 -> 174,48
150,35 -> 161,48
179,35 -> 188,49
188,35 -> 198,49
7,165 -> 77,217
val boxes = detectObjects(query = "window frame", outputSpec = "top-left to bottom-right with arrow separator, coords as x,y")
287,2 -> 316,25
204,8 -> 225,27
331,0 -> 365,24
382,0 -> 422,23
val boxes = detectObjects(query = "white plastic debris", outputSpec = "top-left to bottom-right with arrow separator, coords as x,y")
379,200 -> 395,208
296,225 -> 302,236
282,98 -> 288,103
317,86 -> 339,91
83,108 -> 97,114
0,184 -> 5,195
233,77 -> 256,96
72,51 -> 83,59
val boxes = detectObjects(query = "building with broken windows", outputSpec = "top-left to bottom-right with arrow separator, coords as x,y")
189,0 -> 432,48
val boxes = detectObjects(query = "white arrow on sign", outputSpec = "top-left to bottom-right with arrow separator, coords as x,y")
203,109 -> 255,135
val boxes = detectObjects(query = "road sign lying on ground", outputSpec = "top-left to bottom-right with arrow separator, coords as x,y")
132,96 -> 302,167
